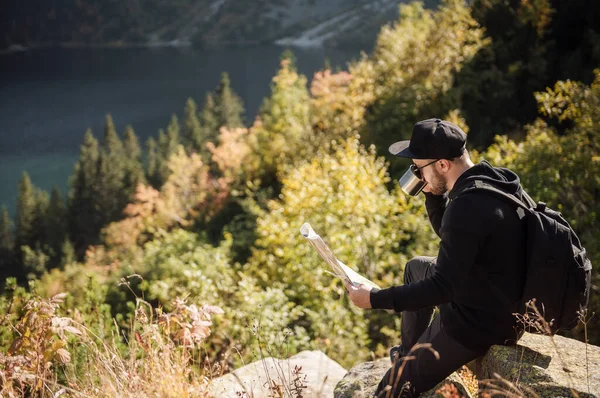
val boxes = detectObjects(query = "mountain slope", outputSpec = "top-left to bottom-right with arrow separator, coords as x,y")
1,0 -> 440,50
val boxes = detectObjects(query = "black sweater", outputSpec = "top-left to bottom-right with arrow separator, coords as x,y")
370,161 -> 527,350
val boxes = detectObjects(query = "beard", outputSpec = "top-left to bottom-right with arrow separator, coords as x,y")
428,168 -> 448,195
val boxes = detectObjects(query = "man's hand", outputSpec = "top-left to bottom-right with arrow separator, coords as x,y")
344,280 -> 373,309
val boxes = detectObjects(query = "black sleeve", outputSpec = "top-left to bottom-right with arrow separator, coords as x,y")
370,196 -> 486,312
424,192 -> 449,237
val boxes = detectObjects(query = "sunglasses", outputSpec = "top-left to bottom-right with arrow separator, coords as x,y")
410,159 -> 440,180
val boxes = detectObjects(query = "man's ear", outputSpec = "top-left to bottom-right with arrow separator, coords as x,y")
439,159 -> 451,172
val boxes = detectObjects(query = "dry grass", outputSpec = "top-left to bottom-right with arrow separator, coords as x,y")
0,288 -> 311,398
0,293 -> 224,398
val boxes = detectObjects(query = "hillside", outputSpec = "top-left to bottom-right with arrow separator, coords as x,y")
0,0 -> 438,51
1,0 -> 600,395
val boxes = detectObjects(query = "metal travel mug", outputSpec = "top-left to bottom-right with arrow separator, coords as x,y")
398,165 -> 427,196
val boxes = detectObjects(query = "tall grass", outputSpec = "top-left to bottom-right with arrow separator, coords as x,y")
0,293 -> 222,397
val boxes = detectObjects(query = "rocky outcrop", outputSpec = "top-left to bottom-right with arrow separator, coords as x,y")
471,332 -> 600,397
208,350 -> 347,397
333,358 -> 472,398
333,333 -> 600,398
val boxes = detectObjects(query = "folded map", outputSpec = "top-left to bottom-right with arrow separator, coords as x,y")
300,222 -> 380,290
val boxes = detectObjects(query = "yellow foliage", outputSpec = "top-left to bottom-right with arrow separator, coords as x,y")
310,69 -> 363,142
247,137 -> 438,366
443,109 -> 470,135
252,59 -> 314,175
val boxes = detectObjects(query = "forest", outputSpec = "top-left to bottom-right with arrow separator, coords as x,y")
1,0 -> 599,396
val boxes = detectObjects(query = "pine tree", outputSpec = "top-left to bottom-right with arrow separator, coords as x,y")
155,128 -> 168,187
68,128 -> 101,254
33,188 -> 50,249
16,172 -> 36,252
280,49 -> 297,70
153,115 -> 181,187
183,98 -> 203,154
199,93 -> 220,148
214,72 -> 245,129
124,125 -> 142,161
123,125 -> 146,199
46,186 -> 67,265
166,114 -> 180,155
146,136 -> 159,187
0,206 -> 15,279
0,206 -> 14,253
253,55 -> 313,177
103,114 -> 123,155
98,114 -> 126,224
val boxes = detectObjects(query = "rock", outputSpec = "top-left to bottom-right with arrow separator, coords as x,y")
472,332 -> 600,397
208,350 -> 347,397
334,358 -> 472,398
333,358 -> 390,398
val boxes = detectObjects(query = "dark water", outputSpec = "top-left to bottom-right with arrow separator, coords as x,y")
0,45 -> 364,215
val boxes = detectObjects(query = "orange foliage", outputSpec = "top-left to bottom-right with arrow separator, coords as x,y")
206,126 -> 254,182
310,69 -> 353,106
100,132 -> 252,258
310,68 -> 362,142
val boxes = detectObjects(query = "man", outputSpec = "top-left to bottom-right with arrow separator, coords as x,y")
345,118 -> 526,397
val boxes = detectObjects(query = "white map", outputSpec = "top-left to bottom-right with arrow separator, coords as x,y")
300,222 -> 380,290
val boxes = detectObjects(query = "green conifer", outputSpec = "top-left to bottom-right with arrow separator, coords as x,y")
98,114 -> 126,224
146,136 -> 159,187
47,186 -> 67,263
183,98 -> 203,153
254,54 -> 312,176
214,72 -> 245,129
33,188 -> 50,248
0,206 -> 15,278
68,128 -> 101,253
154,128 -> 169,187
16,172 -> 36,251
104,114 -> 122,153
199,93 -> 220,147
280,49 -> 297,71
166,114 -> 180,154
123,125 -> 146,199
0,206 -> 14,252
152,115 -> 181,187
123,125 -> 142,159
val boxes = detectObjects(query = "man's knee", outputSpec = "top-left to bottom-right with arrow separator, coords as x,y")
404,256 -> 434,285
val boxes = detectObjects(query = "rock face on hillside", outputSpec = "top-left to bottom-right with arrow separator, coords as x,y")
208,350 -> 347,397
472,332 -> 600,397
334,333 -> 600,398
2,0 -> 407,50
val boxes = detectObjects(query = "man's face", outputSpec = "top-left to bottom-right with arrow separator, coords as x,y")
413,159 -> 448,195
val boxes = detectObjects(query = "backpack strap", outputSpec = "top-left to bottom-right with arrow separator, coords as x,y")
460,180 -> 533,220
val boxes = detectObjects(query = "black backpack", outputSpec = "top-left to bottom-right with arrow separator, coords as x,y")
461,180 -> 592,335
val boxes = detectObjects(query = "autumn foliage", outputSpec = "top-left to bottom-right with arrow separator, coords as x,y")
1,1 -> 600,396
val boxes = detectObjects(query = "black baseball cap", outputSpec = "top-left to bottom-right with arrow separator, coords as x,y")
389,118 -> 467,159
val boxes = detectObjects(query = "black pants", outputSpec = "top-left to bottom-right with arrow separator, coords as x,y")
374,256 -> 488,398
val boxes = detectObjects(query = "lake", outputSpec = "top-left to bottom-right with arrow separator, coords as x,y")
0,45 -> 365,216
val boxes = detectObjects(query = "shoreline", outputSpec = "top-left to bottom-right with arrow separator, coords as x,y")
0,40 -> 193,55
0,37 -> 341,56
